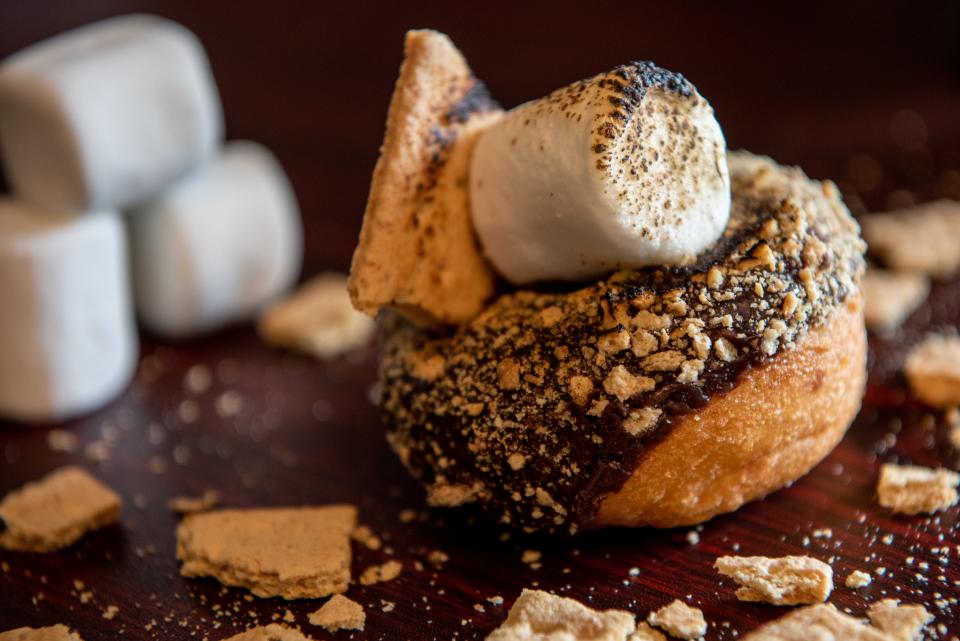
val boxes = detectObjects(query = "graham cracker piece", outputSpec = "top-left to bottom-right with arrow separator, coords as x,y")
904,333 -> 960,408
485,589 -> 635,641
258,273 -> 374,360
714,555 -> 833,605
629,623 -> 666,641
0,626 -> 83,641
861,268 -> 928,332
866,599 -> 933,641
740,604 -> 893,641
167,489 -> 220,515
0,466 -> 121,552
348,29 -> 502,327
176,505 -> 356,599
876,463 -> 959,515
845,570 -> 873,589
221,624 -> 316,641
862,199 -> 960,277
646,600 -> 707,640
308,594 -> 366,632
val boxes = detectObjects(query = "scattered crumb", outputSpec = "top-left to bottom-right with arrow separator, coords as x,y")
427,549 -> 449,566
714,555 -> 833,605
258,273 -> 375,360
359,560 -> 403,586
0,466 -> 121,552
867,599 -> 933,641
167,489 -> 221,515
521,550 -> 542,564
861,268 -> 929,332
101,605 -> 119,620
282,610 -> 295,623
876,463 -> 959,514
811,528 -> 832,539
904,334 -> 960,408
861,199 -> 960,277
0,625 -> 84,640
380,601 -> 396,613
686,530 -> 700,545
845,570 -> 873,589
350,524 -> 382,551
176,505 -> 356,599
220,624 -> 316,641
308,594 -> 365,632
740,603 -> 891,640
647,600 -> 706,640
630,622 -> 667,641
45,430 -> 79,454
486,589 -> 635,641
487,596 -> 504,606
398,509 -> 417,523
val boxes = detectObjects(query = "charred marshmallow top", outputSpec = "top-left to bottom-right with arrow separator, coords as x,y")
470,61 -> 730,284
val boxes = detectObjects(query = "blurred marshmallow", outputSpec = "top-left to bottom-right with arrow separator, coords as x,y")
128,141 -> 302,338
0,14 -> 222,211
470,61 -> 730,284
0,200 -> 137,422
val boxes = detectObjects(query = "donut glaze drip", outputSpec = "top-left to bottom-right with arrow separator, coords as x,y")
379,152 -> 866,534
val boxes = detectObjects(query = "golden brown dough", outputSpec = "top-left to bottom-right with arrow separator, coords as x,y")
596,295 -> 865,527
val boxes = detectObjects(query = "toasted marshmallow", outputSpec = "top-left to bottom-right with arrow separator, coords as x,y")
470,62 -> 730,284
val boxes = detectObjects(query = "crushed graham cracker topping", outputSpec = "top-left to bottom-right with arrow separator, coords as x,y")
380,151 -> 865,533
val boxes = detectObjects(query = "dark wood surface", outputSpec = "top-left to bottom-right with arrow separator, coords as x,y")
1,2 -> 960,639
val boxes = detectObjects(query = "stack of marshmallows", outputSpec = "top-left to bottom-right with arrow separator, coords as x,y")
0,15 -> 303,423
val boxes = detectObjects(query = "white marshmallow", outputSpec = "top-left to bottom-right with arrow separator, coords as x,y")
0,14 -> 222,211
0,201 -> 137,422
128,141 -> 302,338
470,62 -> 730,284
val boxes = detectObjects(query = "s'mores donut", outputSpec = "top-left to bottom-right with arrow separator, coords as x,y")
353,31 -> 867,534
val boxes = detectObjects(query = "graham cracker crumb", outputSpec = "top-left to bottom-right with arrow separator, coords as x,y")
45,430 -> 78,453
176,505 -> 356,599
167,489 -> 220,515
876,463 -> 959,515
101,605 -> 119,620
351,525 -> 382,551
427,549 -> 449,566
0,626 -> 84,641
308,594 -> 365,632
905,334 -> 960,408
603,365 -> 655,402
521,550 -> 542,564
258,273 -> 375,360
220,624 -> 316,641
0,466 -> 121,552
427,481 -> 484,507
862,268 -> 929,332
629,622 -> 666,641
714,555 -> 833,605
568,376 -> 594,406
647,600 -> 707,640
845,570 -> 873,589
867,599 -> 933,641
486,589 -> 635,641
623,408 -> 662,436
862,199 -> 960,277
507,453 -> 527,471
741,604 -> 891,641
359,560 -> 402,586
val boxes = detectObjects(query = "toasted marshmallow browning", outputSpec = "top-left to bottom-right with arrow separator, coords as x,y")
470,61 -> 730,284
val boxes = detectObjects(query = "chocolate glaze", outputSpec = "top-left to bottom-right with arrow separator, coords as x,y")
379,152 -> 865,534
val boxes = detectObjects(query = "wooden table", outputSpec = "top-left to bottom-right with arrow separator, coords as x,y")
1,2 -> 959,639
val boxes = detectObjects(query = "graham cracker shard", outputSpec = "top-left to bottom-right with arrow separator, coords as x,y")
861,268 -> 928,332
0,626 -> 84,641
646,600 -> 707,640
308,594 -> 366,632
220,624 -> 316,641
866,599 -> 933,641
862,199 -> 960,277
348,29 -> 502,327
175,505 -> 356,600
740,604 -> 893,641
0,466 -> 121,553
904,333 -> 960,409
714,555 -> 833,605
485,589 -> 636,641
876,463 -> 959,515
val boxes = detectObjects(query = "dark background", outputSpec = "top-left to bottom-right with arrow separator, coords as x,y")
1,3 -> 960,640
3,0 -> 959,277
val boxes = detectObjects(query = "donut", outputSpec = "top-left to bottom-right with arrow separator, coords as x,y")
378,152 -> 866,534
